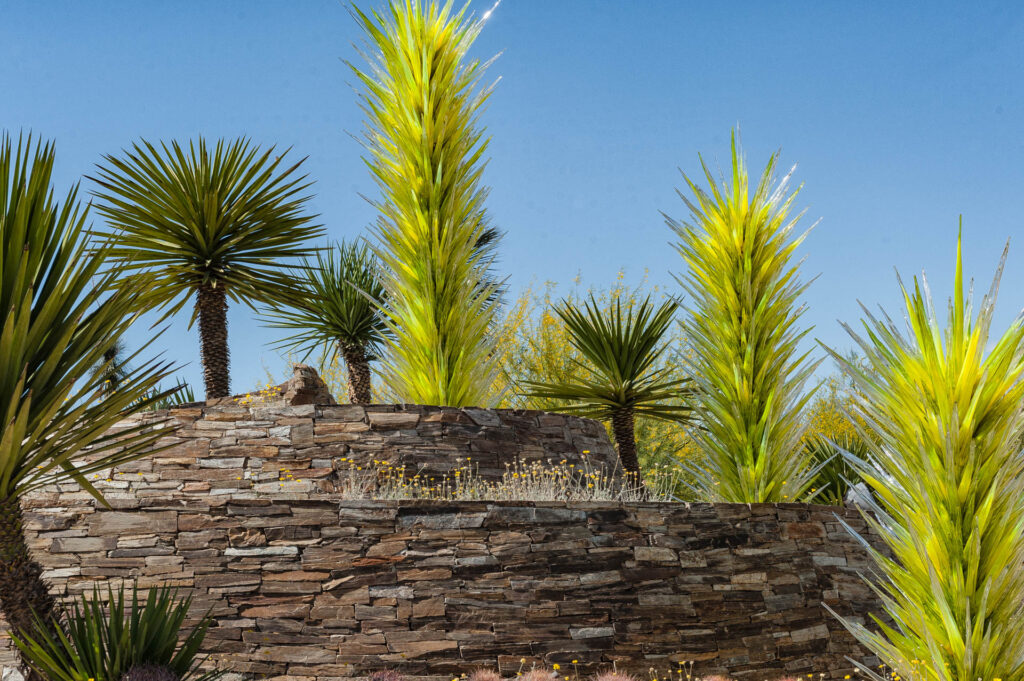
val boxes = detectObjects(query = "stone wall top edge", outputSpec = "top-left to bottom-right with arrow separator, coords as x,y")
135,403 -> 593,417
77,494 -> 866,518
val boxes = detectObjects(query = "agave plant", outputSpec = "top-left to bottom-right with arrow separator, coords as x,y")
90,137 -> 324,399
670,133 -> 819,502
525,294 -> 694,477
350,0 -> 503,407
0,133 -> 173,679
826,234 -> 1024,681
13,584 -> 221,681
264,240 -> 389,404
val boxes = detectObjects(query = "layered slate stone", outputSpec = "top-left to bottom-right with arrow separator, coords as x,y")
2,496 -> 885,681
0,377 -> 886,680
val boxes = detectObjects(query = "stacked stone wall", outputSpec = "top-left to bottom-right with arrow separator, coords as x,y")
0,399 -> 885,680
3,496 -> 883,681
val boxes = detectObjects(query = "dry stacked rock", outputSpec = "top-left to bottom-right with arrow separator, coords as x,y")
0,369 -> 885,680
3,498 -> 883,680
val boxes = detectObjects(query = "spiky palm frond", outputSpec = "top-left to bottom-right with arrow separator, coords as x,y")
264,239 -> 390,362
90,338 -> 131,396
13,584 -> 222,681
0,132 -> 174,673
525,295 -> 694,474
90,137 -> 323,398
525,295 -> 692,422
670,132 -> 819,502
825,232 -> 1024,681
350,0 -> 503,407
264,239 -> 390,404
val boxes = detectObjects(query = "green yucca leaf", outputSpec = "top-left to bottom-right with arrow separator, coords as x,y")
0,132 -> 176,499
802,433 -> 871,505
263,239 -> 390,363
350,0 -> 503,407
524,293 -> 695,476
89,136 -> 324,398
13,583 -> 222,681
670,132 -> 819,502
524,294 -> 693,422
825,229 -> 1024,681
0,131 -> 176,671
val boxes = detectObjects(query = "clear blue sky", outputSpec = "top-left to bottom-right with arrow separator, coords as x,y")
3,1 -> 1024,394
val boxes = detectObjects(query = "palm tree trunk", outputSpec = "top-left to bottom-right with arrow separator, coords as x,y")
341,343 -> 372,404
0,495 -> 56,681
611,406 -> 645,495
196,285 -> 230,399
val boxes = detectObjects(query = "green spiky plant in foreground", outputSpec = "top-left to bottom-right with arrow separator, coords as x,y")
826,234 -> 1024,681
91,137 -> 323,400
670,134 -> 819,502
265,240 -> 390,404
350,0 -> 503,406
0,133 -> 173,680
13,584 -> 222,681
524,294 -> 694,478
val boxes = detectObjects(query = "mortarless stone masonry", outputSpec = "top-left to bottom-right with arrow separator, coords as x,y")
0,391 -> 886,681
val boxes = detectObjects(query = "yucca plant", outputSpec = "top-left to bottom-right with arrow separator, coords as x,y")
802,433 -> 869,506
350,0 -> 503,407
264,239 -> 389,404
525,295 -> 694,477
91,338 -> 131,396
13,584 -> 221,681
142,379 -> 197,411
670,133 -> 819,502
0,133 -> 174,679
826,234 -> 1024,681
90,137 -> 324,399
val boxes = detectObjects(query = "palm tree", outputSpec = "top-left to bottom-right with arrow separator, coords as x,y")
264,240 -> 389,404
670,133 -> 819,503
524,295 -> 694,478
90,137 -> 324,399
350,0 -> 504,407
0,133 -> 174,679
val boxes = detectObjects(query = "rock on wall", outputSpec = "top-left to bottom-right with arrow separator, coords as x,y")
2,498 -> 885,681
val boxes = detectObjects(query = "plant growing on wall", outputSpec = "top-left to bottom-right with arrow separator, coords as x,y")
670,133 -> 819,502
525,294 -> 694,478
13,583 -> 221,681
264,239 -> 390,404
827,234 -> 1024,681
350,0 -> 503,407
0,133 -> 173,680
91,137 -> 324,399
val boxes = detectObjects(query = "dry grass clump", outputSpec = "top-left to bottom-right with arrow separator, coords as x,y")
468,670 -> 504,681
592,673 -> 638,681
364,666 -> 839,681
369,672 -> 406,681
331,456 -> 683,502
